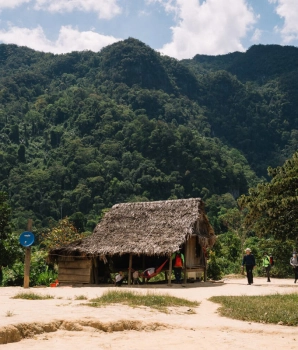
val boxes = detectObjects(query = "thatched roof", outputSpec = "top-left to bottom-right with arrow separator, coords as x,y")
49,198 -> 215,258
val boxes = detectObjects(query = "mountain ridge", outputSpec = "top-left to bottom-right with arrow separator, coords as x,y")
0,38 -> 297,231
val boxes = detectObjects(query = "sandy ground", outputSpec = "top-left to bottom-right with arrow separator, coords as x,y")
1,276 -> 298,349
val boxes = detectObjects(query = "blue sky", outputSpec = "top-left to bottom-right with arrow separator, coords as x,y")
0,0 -> 297,59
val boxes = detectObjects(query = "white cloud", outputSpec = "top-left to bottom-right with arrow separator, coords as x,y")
147,0 -> 179,15
251,28 -> 262,42
138,10 -> 151,17
269,0 -> 298,43
148,0 -> 256,58
0,25 -> 121,53
0,0 -> 30,9
0,0 -> 121,19
33,0 -> 121,19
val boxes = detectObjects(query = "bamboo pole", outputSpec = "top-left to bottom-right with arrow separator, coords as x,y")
168,253 -> 172,285
142,255 -> 145,284
128,253 -> 132,285
204,254 -> 207,282
93,258 -> 99,284
23,219 -> 32,289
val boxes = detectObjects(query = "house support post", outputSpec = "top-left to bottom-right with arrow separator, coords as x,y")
183,240 -> 188,284
168,253 -> 173,285
204,252 -> 207,282
93,258 -> 99,284
142,255 -> 145,284
128,253 -> 132,286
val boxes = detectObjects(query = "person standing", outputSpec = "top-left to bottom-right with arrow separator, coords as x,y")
132,270 -> 140,285
114,271 -> 124,286
171,250 -> 185,283
241,248 -> 256,285
262,252 -> 271,282
290,251 -> 298,283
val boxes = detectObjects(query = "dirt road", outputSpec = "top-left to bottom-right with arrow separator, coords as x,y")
1,277 -> 297,349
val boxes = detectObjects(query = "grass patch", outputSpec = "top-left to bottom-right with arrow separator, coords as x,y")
210,293 -> 298,326
12,292 -> 54,300
87,290 -> 199,313
223,274 -> 244,279
74,295 -> 88,300
5,310 -> 15,317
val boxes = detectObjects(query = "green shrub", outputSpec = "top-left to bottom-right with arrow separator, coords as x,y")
1,261 -> 24,286
207,251 -> 222,280
36,268 -> 58,286
215,257 -> 242,276
1,248 -> 57,287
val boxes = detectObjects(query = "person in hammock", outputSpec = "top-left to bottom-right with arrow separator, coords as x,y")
142,267 -> 155,282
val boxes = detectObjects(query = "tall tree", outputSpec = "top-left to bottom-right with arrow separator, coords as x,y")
40,217 -> 89,251
0,192 -> 10,240
218,208 -> 247,258
238,151 -> 298,243
0,192 -> 21,282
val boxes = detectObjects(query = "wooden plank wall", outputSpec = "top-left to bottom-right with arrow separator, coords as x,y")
185,236 -> 202,268
185,236 -> 205,280
58,259 -> 92,284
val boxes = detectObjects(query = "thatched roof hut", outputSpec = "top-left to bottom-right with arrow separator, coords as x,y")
49,198 -> 216,285
50,198 -> 215,259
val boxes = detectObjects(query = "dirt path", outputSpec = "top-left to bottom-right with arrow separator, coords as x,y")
1,277 -> 298,349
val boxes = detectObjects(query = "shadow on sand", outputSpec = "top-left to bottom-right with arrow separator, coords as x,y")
66,280 -> 225,289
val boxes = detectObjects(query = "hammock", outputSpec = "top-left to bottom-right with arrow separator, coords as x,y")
140,259 -> 169,280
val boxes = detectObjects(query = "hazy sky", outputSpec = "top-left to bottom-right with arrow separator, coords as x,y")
0,0 -> 297,59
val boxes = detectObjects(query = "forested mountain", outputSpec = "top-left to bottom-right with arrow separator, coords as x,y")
0,38 -> 297,233
184,45 -> 298,82
183,44 -> 298,174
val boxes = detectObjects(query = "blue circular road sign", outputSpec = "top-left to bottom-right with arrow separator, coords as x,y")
19,231 -> 35,247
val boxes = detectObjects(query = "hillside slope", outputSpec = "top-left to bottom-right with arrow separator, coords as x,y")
1,39 -> 297,231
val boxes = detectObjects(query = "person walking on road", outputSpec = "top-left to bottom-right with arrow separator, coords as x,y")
290,251 -> 298,283
241,248 -> 256,285
262,252 -> 271,282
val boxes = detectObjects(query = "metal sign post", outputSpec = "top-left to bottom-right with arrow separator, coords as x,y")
19,219 -> 35,289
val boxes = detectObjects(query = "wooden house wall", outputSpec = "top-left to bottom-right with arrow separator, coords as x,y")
185,236 -> 204,268
58,259 -> 92,284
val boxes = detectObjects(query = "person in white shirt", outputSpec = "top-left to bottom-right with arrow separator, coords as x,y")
115,271 -> 124,286
290,252 -> 298,283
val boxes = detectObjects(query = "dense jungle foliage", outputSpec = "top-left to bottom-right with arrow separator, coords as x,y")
0,38 -> 263,232
0,38 -> 298,283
